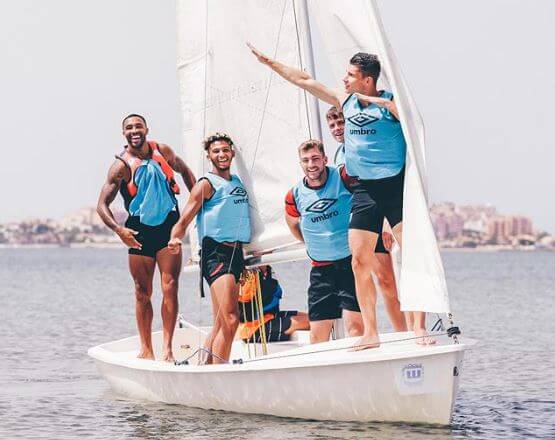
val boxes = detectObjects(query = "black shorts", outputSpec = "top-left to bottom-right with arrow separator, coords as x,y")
308,256 -> 360,321
200,237 -> 245,286
349,167 -> 404,234
248,310 -> 298,343
125,210 -> 179,259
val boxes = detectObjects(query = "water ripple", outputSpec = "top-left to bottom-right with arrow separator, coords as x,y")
1,249 -> 554,439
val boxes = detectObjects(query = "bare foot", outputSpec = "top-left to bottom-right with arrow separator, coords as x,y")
137,348 -> 155,360
351,334 -> 381,351
162,349 -> 175,363
414,328 -> 436,345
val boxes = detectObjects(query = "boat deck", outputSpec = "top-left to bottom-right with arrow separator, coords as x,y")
89,327 -> 475,372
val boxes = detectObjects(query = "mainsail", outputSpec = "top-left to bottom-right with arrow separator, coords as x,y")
176,0 -> 450,313
177,0 -> 316,258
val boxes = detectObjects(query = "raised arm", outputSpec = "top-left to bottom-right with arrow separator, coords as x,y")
158,143 -> 196,192
167,179 -> 214,253
97,160 -> 141,249
248,43 -> 346,107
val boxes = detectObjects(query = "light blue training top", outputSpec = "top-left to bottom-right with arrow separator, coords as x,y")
196,173 -> 251,243
290,166 -> 352,262
128,160 -> 177,226
333,143 -> 345,167
342,91 -> 406,180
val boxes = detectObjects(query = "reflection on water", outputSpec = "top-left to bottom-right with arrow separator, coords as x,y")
0,249 -> 553,439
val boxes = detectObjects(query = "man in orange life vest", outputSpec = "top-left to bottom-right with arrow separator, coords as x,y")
97,114 -> 196,362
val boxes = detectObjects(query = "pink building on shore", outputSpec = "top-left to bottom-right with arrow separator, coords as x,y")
431,202 -> 534,244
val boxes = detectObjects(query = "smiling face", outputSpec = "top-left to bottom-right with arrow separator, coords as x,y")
299,144 -> 328,185
122,116 -> 148,149
207,140 -> 234,171
327,116 -> 345,143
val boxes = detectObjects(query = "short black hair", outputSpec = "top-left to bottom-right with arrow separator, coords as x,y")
122,113 -> 147,127
203,132 -> 234,151
349,52 -> 381,83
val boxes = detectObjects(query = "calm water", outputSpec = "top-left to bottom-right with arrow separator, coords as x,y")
0,249 -> 553,439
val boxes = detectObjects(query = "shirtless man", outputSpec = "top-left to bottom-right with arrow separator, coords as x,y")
249,44 -> 433,346
168,133 -> 251,363
326,106 -> 406,332
97,114 -> 196,361
285,140 -> 363,343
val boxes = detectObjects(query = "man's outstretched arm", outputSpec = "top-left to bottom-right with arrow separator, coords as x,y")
248,43 -> 346,107
354,92 -> 400,121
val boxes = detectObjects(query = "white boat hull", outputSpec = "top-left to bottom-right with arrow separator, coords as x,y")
89,328 -> 474,424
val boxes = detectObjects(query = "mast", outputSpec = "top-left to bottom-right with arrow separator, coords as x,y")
296,0 -> 322,140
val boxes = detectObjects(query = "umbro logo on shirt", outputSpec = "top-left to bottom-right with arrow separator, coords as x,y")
306,198 -> 337,213
347,113 -> 378,127
230,187 -> 247,197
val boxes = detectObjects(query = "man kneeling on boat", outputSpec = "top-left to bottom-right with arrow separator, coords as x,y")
285,140 -> 363,343
168,133 -> 250,364
238,265 -> 310,343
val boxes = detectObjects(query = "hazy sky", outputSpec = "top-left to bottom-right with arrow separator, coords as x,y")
1,0 -> 554,232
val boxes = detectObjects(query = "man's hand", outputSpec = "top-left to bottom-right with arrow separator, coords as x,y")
354,92 -> 399,119
168,238 -> 182,254
116,227 -> 141,249
382,231 -> 394,251
354,92 -> 386,107
247,42 -> 271,65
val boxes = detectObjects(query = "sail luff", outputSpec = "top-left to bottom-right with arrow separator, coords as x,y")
296,0 -> 323,140
366,0 -> 450,313
307,0 -> 450,313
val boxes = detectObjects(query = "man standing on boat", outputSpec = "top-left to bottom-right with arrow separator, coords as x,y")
168,133 -> 251,364
326,106 -> 407,333
249,44 -> 434,347
97,114 -> 196,362
285,140 -> 363,343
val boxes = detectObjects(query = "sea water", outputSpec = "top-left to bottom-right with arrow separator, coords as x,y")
0,249 -> 553,439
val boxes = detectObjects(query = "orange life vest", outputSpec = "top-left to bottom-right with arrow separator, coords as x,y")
118,141 -> 180,203
238,313 -> 275,340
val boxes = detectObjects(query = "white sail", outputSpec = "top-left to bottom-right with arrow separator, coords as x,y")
176,0 -> 316,259
308,0 -> 450,313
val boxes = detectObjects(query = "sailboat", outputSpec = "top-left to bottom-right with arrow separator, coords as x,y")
88,0 -> 476,425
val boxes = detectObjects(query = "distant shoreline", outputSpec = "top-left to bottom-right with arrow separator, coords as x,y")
0,244 -> 551,253
0,243 -> 124,250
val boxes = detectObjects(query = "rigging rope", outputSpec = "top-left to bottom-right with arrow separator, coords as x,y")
196,1 -> 289,365
292,0 -> 313,139
190,0 -> 317,365
195,0 -> 211,364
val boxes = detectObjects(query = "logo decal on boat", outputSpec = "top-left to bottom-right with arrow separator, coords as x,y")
402,363 -> 424,384
347,113 -> 378,127
306,198 -> 337,213
230,187 -> 247,197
